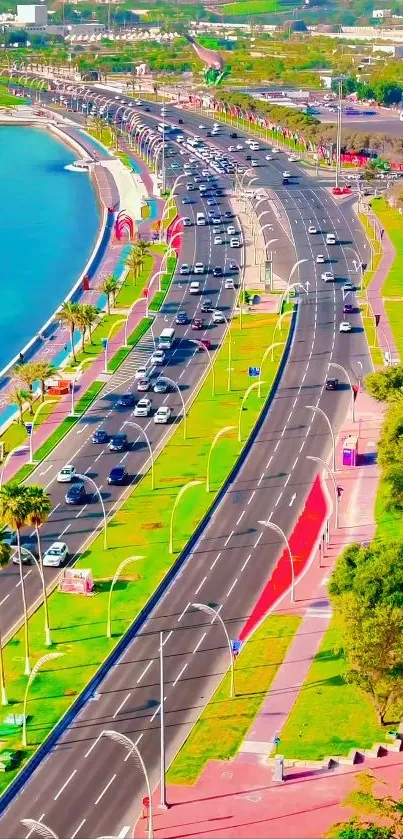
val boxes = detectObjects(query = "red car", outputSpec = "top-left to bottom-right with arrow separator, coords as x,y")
198,338 -> 212,350
332,185 -> 352,195
192,318 -> 204,330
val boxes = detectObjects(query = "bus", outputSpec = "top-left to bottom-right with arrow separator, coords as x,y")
158,327 -> 176,350
157,124 -> 171,135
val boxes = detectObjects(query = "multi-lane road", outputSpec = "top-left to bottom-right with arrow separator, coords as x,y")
0,84 -> 371,838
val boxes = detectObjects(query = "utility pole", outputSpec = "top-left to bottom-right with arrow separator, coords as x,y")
159,631 -> 168,809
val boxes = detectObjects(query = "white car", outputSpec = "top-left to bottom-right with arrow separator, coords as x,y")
180,263 -> 190,275
198,124 -> 206,129
224,278 -> 235,289
213,226 -> 221,235
288,155 -> 299,162
182,217 -> 192,227
227,225 -> 236,235
134,99 -> 142,106
308,226 -> 318,234
154,406 -> 172,424
230,238 -> 241,248
236,144 -> 244,150
214,235 -> 223,245
194,263 -> 204,274
134,398 -> 152,417
339,321 -> 352,333
151,349 -> 165,365
272,148 -> 280,154
282,170 -> 291,179
135,365 -> 149,380
189,281 -> 200,294
321,271 -> 334,282
251,160 -> 259,168
57,465 -> 76,483
43,541 -> 69,567
228,145 -> 236,152
212,309 -> 225,324
343,281 -> 355,292
316,254 -> 325,264
266,155 -> 273,161
245,138 -> 253,146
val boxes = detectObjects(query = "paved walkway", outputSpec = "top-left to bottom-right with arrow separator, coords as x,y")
363,216 -> 398,363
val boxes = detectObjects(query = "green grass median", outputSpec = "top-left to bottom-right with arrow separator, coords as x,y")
167,613 -> 300,786
0,311 -> 291,794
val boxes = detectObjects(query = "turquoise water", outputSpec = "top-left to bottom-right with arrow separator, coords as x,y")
0,126 -> 99,370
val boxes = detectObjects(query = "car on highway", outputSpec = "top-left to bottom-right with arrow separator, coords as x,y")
266,154 -> 273,161
134,398 -> 152,417
316,254 -> 325,263
227,225 -> 236,235
251,160 -> 259,168
135,365 -> 149,380
192,317 -> 204,330
175,310 -> 187,325
230,237 -> 241,248
108,433 -> 128,453
154,406 -> 172,424
321,271 -> 334,282
213,266 -> 223,277
108,466 -> 128,486
214,235 -> 223,245
182,217 -> 192,227
43,541 -> 69,568
339,321 -> 352,333
153,378 -> 170,394
325,378 -> 339,391
343,303 -> 354,314
212,309 -> 225,324
308,226 -> 318,234
65,482 -> 86,505
179,263 -> 190,275
117,393 -> 136,408
225,278 -> 235,289
194,263 -> 204,275
224,210 -> 233,219
282,170 -> 291,179
272,148 -> 280,154
198,338 -> 212,350
212,215 -> 222,225
201,298 -> 213,312
189,281 -> 200,294
342,281 -> 355,292
91,429 -> 108,444
283,177 -> 289,185
151,349 -> 165,365
182,196 -> 192,205
288,155 -> 299,162
57,464 -> 76,483
213,226 -> 221,235
137,377 -> 151,392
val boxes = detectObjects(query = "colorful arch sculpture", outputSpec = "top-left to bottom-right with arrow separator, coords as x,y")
114,210 -> 134,241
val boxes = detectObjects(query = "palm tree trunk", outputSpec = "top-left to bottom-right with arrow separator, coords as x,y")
106,294 -> 111,315
70,325 -> 77,363
0,622 -> 7,705
81,329 -> 85,353
40,378 -> 45,402
35,526 -> 51,646
16,529 -> 30,675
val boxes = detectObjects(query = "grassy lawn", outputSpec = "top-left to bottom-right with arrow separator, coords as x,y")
221,0 -> 281,13
114,253 -> 154,308
168,613 -> 300,786
0,398 -> 60,456
73,314 -> 125,367
279,622 -> 388,761
149,255 -> 177,313
371,198 -> 403,298
0,312 -> 290,794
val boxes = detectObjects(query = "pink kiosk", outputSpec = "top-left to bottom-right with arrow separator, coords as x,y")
342,435 -> 358,467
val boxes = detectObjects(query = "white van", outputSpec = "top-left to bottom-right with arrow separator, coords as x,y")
196,213 -> 206,226
326,233 -> 336,245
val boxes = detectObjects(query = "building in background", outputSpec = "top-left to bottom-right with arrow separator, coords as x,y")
17,4 -> 48,25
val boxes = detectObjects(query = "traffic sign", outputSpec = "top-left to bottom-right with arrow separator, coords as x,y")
273,736 -> 281,746
248,366 -> 260,378
102,338 -> 108,350
25,423 -> 33,437
231,639 -> 242,657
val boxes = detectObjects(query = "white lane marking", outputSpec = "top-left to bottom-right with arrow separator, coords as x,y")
289,492 -> 297,507
194,575 -> 207,596
75,504 -> 88,519
71,819 -> 86,839
84,734 -> 101,759
137,660 -> 152,684
226,578 -> 238,598
275,491 -> 283,507
287,411 -> 292,423
292,457 -> 298,470
0,593 -> 9,607
94,773 -> 116,806
26,814 -> 45,838
60,523 -> 71,536
224,529 -> 234,547
113,692 -> 131,719
117,828 -> 130,839
266,455 -> 273,469
178,601 -> 191,623
54,769 -> 76,801
284,474 -> 291,487
95,452 -> 103,463
299,440 -> 306,452
162,630 -> 173,646
240,553 -> 252,572
254,532 -> 263,548
210,550 -> 221,570
173,662 -> 187,687
16,570 -> 32,588
247,490 -> 256,505
150,702 -> 161,724
76,425 -> 87,435
193,631 -> 207,654
50,503 -> 60,516
236,509 -> 245,526
274,440 -> 280,451
39,465 -> 52,476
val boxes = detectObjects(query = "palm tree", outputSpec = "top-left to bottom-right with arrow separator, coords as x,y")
0,485 -> 32,674
125,248 -> 142,284
58,301 -> 80,363
7,386 -> 30,424
81,304 -> 99,345
135,238 -> 151,262
31,361 -> 56,401
99,275 -> 119,315
74,305 -> 88,353
14,362 -> 37,412
0,535 -> 11,704
25,485 -> 52,646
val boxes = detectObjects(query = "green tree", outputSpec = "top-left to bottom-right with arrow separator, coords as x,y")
329,540 -> 403,610
81,304 -> 99,344
0,533 -> 11,703
384,464 -> 403,510
135,238 -> 151,263
326,770 -> 402,838
31,361 -> 56,401
365,368 -> 403,402
14,362 -> 38,412
99,275 -> 119,315
58,301 -> 80,363
25,485 -> 52,646
7,386 -> 30,424
0,484 -> 32,674
125,247 -> 142,284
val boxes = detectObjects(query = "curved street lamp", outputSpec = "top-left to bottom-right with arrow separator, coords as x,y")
307,454 -> 339,529
190,339 -> 215,397
104,317 -> 126,373
306,405 -> 336,473
124,420 -> 154,489
206,426 -> 235,493
169,480 -> 202,554
102,730 -> 153,839
22,652 -> 63,747
28,399 -> 57,464
258,519 -> 295,603
238,381 -> 263,442
191,602 -> 235,697
258,343 -> 284,398
328,361 -> 356,422
162,376 -> 187,440
0,444 -> 27,489
107,555 -> 144,638
76,473 -> 107,549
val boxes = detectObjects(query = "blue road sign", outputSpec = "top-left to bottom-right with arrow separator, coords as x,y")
273,736 -> 281,746
25,423 -> 33,437
102,338 -> 108,350
248,366 -> 260,378
231,640 -> 242,657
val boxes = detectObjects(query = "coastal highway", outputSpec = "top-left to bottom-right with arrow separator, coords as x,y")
0,86 -> 371,837
0,135 -> 242,641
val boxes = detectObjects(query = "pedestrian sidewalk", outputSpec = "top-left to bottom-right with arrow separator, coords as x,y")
362,214 -> 398,363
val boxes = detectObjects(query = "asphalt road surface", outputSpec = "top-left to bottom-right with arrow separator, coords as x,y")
0,84 -> 371,838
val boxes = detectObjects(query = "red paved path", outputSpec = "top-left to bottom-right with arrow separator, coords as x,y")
365,219 -> 398,363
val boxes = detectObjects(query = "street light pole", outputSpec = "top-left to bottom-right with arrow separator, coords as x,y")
238,381 -> 262,442
22,652 -> 63,747
124,420 -> 155,490
258,343 -> 284,398
306,405 -> 336,473
329,361 -> 356,422
76,473 -> 107,549
206,426 -> 235,493
190,339 -> 215,396
102,730 -> 153,839
307,454 -> 339,530
107,555 -> 143,638
191,602 -> 235,698
159,631 -> 168,809
28,399 -> 57,464
0,444 -> 26,489
258,519 -> 295,602
162,376 -> 187,440
169,480 -> 202,554
70,359 -> 92,416
21,820 -> 59,839
104,317 -> 126,374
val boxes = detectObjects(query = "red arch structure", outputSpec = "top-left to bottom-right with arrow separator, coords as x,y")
114,210 -> 134,242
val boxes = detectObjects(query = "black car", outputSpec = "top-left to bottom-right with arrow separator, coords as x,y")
224,210 -> 233,220
213,266 -> 223,277
92,429 -> 108,444
108,466 -> 128,486
178,117 -> 183,124
176,310 -> 187,325
245,154 -> 252,161
117,393 -> 135,408
325,378 -> 339,391
182,196 -> 192,205
201,299 -> 213,313
230,132 -> 238,138
145,107 -> 150,112
283,177 -> 289,185
65,482 -> 86,505
109,433 -> 128,453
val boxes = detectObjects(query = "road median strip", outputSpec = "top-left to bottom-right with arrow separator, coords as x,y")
0,311 -> 292,799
